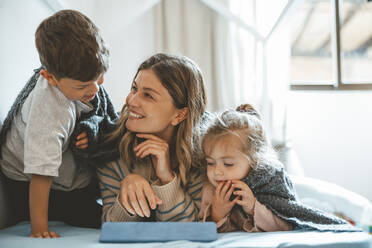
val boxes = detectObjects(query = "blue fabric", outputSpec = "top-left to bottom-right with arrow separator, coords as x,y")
99,222 -> 218,243
0,221 -> 371,248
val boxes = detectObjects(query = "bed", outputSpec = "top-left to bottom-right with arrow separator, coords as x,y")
1,170 -> 371,248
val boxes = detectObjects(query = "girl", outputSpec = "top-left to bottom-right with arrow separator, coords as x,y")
199,104 -> 356,233
97,53 -> 205,222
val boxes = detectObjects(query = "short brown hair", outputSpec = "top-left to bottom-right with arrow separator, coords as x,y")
35,9 -> 109,81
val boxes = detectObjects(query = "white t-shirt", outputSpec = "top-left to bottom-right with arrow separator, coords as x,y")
0,76 -> 93,191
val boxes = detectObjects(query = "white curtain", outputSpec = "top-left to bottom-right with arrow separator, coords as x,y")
152,0 -> 234,111
53,0 -> 290,145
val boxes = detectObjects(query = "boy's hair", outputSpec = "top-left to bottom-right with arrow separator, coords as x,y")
35,9 -> 109,82
107,53 -> 207,186
202,104 -> 278,170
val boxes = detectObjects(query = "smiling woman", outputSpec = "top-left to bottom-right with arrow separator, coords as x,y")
96,53 -> 207,223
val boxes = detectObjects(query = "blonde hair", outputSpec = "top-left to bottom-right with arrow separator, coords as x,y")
202,104 -> 278,171
107,53 -> 206,186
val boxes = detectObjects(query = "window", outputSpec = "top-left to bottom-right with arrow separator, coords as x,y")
290,0 -> 372,90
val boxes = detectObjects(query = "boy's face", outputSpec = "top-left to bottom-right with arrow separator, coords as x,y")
41,70 -> 104,103
204,134 -> 252,188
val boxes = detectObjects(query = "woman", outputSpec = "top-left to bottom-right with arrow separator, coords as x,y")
97,53 -> 206,222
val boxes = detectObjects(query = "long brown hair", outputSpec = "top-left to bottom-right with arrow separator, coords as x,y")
108,53 -> 206,186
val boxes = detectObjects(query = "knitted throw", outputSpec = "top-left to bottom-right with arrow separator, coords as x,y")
243,162 -> 360,232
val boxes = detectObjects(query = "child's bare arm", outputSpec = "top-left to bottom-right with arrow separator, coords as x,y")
29,174 -> 60,238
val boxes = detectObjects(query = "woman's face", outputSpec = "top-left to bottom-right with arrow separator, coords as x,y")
125,69 -> 181,142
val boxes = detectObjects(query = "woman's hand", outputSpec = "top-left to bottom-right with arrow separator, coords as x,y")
134,133 -> 174,184
75,131 -> 88,149
231,180 -> 256,215
119,174 -> 162,217
210,181 -> 238,222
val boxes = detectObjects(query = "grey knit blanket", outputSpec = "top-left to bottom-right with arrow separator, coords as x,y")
0,68 -> 120,167
243,162 -> 360,232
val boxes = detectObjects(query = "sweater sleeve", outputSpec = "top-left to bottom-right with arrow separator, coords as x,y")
97,161 -> 142,222
253,201 -> 293,231
153,171 -> 203,222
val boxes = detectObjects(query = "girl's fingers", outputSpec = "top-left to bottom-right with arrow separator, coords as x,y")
225,183 -> 235,201
220,180 -> 232,197
233,190 -> 245,197
215,181 -> 224,195
231,179 -> 246,188
235,199 -> 245,206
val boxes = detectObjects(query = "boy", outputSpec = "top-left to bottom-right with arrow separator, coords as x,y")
0,9 -> 110,238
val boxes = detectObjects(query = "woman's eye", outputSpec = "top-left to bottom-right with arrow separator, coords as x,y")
224,163 -> 234,167
144,93 -> 153,99
207,162 -> 215,166
131,85 -> 137,91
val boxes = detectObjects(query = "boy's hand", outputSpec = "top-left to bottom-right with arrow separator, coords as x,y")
29,174 -> 60,238
75,131 -> 88,149
231,180 -> 256,215
210,181 -> 238,222
30,230 -> 60,238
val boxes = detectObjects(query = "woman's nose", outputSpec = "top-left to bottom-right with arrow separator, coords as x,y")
127,92 -> 140,107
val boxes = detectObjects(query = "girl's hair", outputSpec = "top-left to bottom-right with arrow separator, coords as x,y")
108,53 -> 206,186
202,104 -> 278,170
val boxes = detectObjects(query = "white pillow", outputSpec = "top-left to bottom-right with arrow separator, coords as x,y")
290,175 -> 372,226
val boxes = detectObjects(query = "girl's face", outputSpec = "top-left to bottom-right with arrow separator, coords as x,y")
125,69 -> 182,142
205,134 -> 252,187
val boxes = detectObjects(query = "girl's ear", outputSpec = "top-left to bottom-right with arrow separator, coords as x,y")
171,107 -> 188,126
40,69 -> 58,86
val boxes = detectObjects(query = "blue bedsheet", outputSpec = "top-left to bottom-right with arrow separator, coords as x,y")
0,221 -> 371,248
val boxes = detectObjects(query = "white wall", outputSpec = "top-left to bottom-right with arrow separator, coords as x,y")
0,0 -> 155,115
0,0 -> 51,120
287,91 -> 372,202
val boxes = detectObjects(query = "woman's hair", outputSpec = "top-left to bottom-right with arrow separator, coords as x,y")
202,104 -> 278,171
108,53 -> 206,186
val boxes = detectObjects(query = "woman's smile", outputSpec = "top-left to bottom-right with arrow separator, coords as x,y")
128,110 -> 145,120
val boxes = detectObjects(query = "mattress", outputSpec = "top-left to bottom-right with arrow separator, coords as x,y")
0,221 -> 371,248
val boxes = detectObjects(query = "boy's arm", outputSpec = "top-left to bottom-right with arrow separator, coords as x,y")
29,174 -> 60,238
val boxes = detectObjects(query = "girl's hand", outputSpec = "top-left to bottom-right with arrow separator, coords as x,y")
134,133 -> 174,184
119,174 -> 162,218
231,180 -> 256,215
210,181 -> 238,222
75,131 -> 88,149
